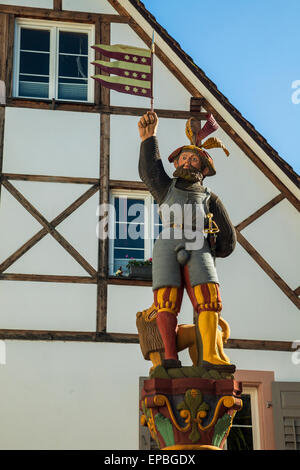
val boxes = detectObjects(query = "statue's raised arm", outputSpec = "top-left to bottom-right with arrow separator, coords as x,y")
138,111 -> 172,204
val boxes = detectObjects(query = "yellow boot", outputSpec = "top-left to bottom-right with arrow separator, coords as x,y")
198,311 -> 230,365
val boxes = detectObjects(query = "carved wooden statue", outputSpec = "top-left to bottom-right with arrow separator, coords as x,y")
137,111 -> 236,372
136,112 -> 242,450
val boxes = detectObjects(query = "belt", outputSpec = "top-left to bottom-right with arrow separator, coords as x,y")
165,223 -> 200,231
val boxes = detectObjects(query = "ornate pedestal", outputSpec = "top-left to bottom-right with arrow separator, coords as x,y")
140,376 -> 242,450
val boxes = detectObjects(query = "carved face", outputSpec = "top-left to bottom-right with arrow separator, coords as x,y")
174,151 -> 202,170
173,151 -> 203,183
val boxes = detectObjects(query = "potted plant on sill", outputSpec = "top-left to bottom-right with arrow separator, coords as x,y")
126,256 -> 152,280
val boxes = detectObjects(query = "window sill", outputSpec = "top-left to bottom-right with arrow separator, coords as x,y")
108,276 -> 152,287
7,97 -> 97,112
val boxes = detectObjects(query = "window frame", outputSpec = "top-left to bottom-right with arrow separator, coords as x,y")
13,18 -> 95,103
109,190 -> 160,276
226,386 -> 261,450
234,370 -> 276,450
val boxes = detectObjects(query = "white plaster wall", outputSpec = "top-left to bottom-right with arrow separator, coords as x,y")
58,190 -> 99,269
107,284 -> 193,334
0,185 -> 43,264
5,232 -> 93,275
203,123 -> 280,226
10,180 -> 93,221
0,0 -> 53,7
231,349 -> 300,382
110,24 -> 191,110
216,243 -> 300,342
0,340 -> 298,450
0,341 -> 147,450
110,115 -> 141,181
0,281 -> 97,330
63,0 -> 117,14
0,186 -> 99,276
3,108 -> 100,178
241,199 -> 300,290
110,116 -> 186,181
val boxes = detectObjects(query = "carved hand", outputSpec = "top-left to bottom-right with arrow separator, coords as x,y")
138,111 -> 159,142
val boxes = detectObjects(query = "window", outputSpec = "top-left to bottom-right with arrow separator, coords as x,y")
13,19 -> 95,102
109,191 -> 162,276
226,387 -> 261,450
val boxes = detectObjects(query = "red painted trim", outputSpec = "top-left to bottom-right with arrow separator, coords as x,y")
234,370 -> 276,450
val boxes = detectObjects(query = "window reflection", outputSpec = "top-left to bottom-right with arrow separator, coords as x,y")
58,31 -> 88,101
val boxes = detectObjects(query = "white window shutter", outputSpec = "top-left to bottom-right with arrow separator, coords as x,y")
272,382 -> 300,450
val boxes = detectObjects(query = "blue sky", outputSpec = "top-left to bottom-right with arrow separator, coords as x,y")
142,0 -> 300,176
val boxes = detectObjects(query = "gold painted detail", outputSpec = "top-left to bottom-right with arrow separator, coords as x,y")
152,393 -> 238,443
141,400 -> 160,447
177,389 -> 210,442
140,303 -> 157,322
154,395 -> 191,432
204,213 -> 220,234
162,444 -> 222,450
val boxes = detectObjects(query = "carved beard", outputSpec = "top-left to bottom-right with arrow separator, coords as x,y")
173,164 -> 203,183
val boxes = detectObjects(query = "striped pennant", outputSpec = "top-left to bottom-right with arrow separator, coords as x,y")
91,43 -> 152,98
92,44 -> 151,65
91,59 -> 151,81
92,74 -> 151,97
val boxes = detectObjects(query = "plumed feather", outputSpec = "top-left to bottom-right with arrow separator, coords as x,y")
201,137 -> 230,157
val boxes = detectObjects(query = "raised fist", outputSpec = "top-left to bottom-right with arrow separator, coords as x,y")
138,111 -> 159,142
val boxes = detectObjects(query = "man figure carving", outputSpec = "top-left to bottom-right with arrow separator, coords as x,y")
138,111 -> 236,370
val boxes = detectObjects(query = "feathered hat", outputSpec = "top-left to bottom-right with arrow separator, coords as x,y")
168,113 -> 229,177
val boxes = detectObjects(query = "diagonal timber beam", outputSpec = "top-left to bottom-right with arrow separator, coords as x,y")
235,194 -> 285,232
0,183 -> 99,273
236,230 -> 300,309
1,180 -> 98,277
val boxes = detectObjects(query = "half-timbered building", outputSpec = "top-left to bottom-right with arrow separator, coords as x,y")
0,0 -> 299,450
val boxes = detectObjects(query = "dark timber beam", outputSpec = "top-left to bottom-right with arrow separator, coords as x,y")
96,20 -> 111,333
236,230 -> 300,310
0,328 -> 295,351
0,5 -> 129,23
6,99 -> 208,120
235,194 -> 285,232
2,179 -> 97,277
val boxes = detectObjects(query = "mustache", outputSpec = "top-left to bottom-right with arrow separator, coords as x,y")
173,164 -> 203,182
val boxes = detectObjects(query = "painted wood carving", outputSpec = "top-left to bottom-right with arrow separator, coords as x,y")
136,111 -> 242,450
